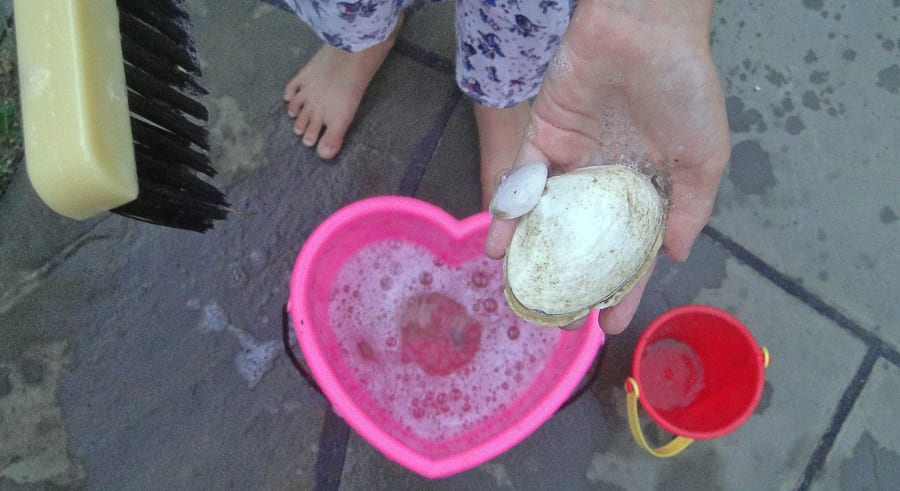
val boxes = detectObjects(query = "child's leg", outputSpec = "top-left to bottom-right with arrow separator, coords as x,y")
455,0 -> 574,207
283,1 -> 406,160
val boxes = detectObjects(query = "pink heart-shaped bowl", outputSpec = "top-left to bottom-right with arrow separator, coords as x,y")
289,196 -> 604,478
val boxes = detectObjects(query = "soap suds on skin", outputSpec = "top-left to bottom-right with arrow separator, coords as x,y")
548,43 -> 573,81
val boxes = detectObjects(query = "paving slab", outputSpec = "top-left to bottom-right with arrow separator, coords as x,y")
400,1 -> 457,63
1,0 -> 895,489
334,230 -> 868,489
0,0 -> 458,489
709,1 -> 900,346
415,99 -> 482,219
812,357 -> 900,491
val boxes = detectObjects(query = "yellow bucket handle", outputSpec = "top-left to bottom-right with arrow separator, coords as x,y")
625,377 -> 694,457
625,347 -> 771,458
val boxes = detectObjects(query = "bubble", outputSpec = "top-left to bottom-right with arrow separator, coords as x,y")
470,271 -> 490,288
418,271 -> 433,286
357,341 -> 375,360
380,276 -> 393,291
507,325 -> 520,340
482,298 -> 498,313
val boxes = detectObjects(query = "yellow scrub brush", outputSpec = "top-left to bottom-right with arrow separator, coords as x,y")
14,0 -> 229,232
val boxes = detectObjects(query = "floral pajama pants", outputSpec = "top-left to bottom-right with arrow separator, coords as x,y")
284,0 -> 576,108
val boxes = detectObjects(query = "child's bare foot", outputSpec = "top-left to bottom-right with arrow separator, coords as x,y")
474,101 -> 532,209
283,21 -> 401,160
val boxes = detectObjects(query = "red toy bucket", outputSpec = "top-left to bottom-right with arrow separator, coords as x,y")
624,305 -> 770,457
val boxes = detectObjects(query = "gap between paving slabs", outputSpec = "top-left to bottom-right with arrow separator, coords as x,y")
290,34 -> 461,488
703,225 -> 900,490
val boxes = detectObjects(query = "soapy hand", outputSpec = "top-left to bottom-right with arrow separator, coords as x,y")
485,0 -> 730,335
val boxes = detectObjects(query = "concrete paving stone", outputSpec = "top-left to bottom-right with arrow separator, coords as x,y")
0,171 -> 106,321
812,358 -> 900,490
709,1 -> 900,346
1,1 -> 458,488
333,231 -> 868,490
187,0 -> 315,117
400,0 -> 457,63
415,99 -> 482,219
188,0 -> 459,191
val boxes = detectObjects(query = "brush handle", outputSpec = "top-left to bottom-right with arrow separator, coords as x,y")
14,0 -> 137,219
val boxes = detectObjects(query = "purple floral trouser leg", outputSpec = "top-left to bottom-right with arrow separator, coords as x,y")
285,0 -> 575,108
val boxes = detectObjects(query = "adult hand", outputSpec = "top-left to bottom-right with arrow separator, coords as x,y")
485,0 -> 731,335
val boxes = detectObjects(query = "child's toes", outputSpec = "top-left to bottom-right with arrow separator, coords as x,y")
287,92 -> 306,118
303,116 -> 324,147
293,108 -> 312,136
317,116 -> 351,160
284,72 -> 304,102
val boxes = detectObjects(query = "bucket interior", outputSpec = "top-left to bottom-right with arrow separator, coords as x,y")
290,198 -> 602,476
635,308 -> 764,439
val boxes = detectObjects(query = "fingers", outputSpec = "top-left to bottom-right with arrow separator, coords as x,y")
484,217 -> 518,259
484,130 -> 549,259
597,260 -> 655,335
662,159 -> 726,262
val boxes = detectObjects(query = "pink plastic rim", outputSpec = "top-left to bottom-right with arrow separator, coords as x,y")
289,196 -> 604,478
632,305 -> 765,440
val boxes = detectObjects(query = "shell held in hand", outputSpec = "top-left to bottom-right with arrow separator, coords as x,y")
503,164 -> 667,327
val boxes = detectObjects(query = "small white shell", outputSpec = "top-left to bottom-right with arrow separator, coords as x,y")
503,165 -> 666,327
489,162 -> 549,220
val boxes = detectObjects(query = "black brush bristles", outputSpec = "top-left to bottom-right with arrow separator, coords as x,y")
112,0 -> 229,232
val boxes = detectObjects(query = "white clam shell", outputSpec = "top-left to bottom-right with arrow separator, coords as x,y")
503,165 -> 666,327
489,162 -> 549,220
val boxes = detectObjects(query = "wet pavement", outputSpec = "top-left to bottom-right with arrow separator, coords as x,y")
0,0 -> 898,489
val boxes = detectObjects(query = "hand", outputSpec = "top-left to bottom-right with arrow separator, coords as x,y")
485,1 -> 730,335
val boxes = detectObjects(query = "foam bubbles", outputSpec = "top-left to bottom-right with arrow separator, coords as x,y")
548,43 -> 573,81
327,241 -> 561,443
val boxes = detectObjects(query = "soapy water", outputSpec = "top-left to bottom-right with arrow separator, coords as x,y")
639,339 -> 705,411
327,240 -> 560,443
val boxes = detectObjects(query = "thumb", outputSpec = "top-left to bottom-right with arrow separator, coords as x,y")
483,136 -> 549,259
